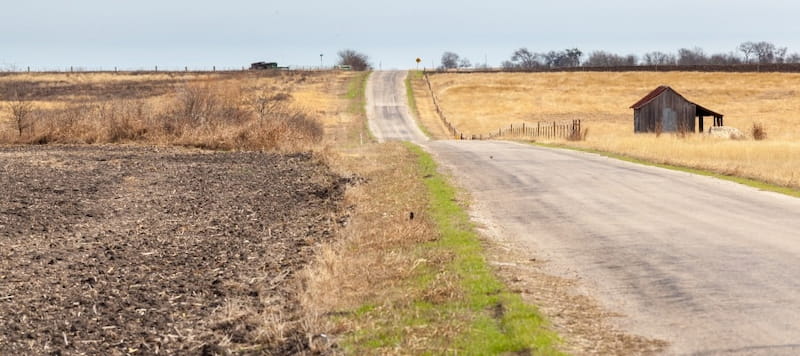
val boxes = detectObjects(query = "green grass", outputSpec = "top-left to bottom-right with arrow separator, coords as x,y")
341,143 -> 563,354
534,142 -> 800,198
405,70 -> 433,138
344,71 -> 374,144
346,70 -> 370,115
406,142 -> 561,355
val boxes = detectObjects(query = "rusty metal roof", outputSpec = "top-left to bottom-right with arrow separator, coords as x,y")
630,85 -> 671,109
630,85 -> 723,117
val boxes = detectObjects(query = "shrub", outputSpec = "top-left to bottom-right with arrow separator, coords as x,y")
752,122 -> 767,140
7,96 -> 34,137
3,80 -> 322,151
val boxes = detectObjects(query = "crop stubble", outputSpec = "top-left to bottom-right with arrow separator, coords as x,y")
0,145 -> 350,355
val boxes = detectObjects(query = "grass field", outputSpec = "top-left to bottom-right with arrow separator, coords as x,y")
0,71 -> 354,151
421,72 -> 800,189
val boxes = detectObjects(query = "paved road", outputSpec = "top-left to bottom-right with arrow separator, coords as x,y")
366,71 -> 427,143
368,70 -> 800,355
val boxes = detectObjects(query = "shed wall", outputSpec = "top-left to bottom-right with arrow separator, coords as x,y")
634,90 -> 696,133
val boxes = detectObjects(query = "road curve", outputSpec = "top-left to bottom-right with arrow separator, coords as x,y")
366,71 -> 428,143
366,70 -> 800,355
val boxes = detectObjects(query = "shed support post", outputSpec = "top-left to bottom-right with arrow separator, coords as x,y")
699,116 -> 704,133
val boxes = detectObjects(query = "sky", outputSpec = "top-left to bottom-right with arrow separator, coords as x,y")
2,0 -> 800,70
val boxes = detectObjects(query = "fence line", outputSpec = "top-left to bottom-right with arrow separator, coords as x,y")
424,73 -> 463,139
423,73 -> 581,141
0,66 -> 341,74
486,120 -> 582,140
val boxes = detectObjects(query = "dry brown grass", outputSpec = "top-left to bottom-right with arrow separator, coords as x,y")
423,72 -> 800,189
301,140 -> 513,354
305,144 -> 435,309
0,71 -> 355,152
408,71 -> 451,139
297,75 -> 478,352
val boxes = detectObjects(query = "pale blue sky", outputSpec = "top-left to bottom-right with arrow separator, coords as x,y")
2,0 -> 799,70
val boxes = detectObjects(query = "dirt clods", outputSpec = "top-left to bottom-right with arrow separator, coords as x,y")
0,145 -> 347,355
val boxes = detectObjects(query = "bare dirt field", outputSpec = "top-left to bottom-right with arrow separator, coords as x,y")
0,145 -> 349,355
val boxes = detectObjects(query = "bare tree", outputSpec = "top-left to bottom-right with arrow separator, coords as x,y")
504,48 -> 542,69
440,51 -> 460,69
738,42 -> 756,63
642,51 -> 677,65
677,47 -> 708,65
752,41 -> 777,63
458,57 -> 472,69
709,52 -> 742,65
7,94 -> 34,137
583,51 -> 636,66
786,53 -> 800,64
776,47 -> 788,63
336,49 -> 371,71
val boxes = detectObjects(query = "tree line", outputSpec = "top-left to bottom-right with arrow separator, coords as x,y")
438,41 -> 800,70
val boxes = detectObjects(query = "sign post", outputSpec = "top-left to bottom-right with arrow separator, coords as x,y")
415,57 -> 421,71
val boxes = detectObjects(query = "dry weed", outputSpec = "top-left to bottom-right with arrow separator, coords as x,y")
752,122 -> 768,140
0,75 -> 326,151
6,98 -> 33,137
300,143 -> 464,352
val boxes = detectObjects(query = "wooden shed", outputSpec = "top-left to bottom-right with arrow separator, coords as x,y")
630,86 -> 724,133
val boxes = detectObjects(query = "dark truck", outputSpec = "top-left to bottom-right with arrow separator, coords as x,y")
249,62 -> 288,70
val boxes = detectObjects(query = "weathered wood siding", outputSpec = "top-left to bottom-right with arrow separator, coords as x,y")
633,89 -> 696,133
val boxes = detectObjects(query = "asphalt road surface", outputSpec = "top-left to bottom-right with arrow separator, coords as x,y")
367,70 -> 800,355
366,71 -> 428,143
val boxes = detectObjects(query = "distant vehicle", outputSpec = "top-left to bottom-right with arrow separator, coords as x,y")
250,62 -> 287,70
337,65 -> 352,71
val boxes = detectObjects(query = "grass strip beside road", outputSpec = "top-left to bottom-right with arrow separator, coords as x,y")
346,71 -> 374,144
312,141 -> 563,354
404,71 -> 432,138
535,142 -> 800,198
404,143 -> 561,355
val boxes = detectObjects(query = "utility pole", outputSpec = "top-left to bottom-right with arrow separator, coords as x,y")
320,53 -> 323,69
